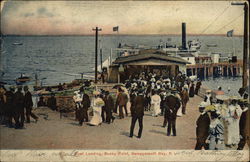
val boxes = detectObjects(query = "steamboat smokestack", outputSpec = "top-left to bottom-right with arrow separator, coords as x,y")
182,22 -> 187,50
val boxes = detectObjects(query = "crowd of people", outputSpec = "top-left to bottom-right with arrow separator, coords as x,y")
73,72 -> 203,138
0,85 -> 38,129
1,71 -> 249,150
195,87 -> 249,150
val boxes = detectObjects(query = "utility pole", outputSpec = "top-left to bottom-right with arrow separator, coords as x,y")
231,2 -> 248,88
99,40 -> 103,71
92,27 -> 102,83
232,1 -> 249,149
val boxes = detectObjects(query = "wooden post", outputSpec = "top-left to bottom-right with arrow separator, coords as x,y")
222,66 -> 224,76
242,3 -> 248,87
93,27 -> 102,83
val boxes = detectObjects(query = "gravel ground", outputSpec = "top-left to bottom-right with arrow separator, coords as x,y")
0,95 -> 215,149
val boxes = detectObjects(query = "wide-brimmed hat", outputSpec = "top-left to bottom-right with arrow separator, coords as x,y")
230,96 -> 241,101
205,105 -> 216,112
206,89 -> 212,93
216,95 -> 229,101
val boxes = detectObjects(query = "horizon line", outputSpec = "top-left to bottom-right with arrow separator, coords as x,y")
1,33 -> 243,37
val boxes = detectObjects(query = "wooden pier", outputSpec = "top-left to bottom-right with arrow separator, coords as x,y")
186,60 -> 243,79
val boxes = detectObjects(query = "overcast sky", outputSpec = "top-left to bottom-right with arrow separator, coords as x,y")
0,1 -> 245,35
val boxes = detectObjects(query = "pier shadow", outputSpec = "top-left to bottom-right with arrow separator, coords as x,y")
144,114 -> 153,117
152,124 -> 164,128
149,129 -> 166,136
120,131 -> 131,137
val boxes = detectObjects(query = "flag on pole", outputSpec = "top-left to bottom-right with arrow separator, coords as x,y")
113,26 -> 119,32
227,29 -> 234,37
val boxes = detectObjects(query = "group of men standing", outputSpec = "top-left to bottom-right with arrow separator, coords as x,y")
0,85 -> 38,129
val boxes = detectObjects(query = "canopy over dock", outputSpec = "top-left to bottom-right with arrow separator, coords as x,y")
108,50 -> 190,83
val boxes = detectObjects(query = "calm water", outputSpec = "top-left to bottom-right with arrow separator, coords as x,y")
0,35 -> 243,95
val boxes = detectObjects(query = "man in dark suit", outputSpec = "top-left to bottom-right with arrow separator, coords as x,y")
129,89 -> 145,138
13,86 -> 25,129
79,90 -> 90,126
195,102 -> 210,150
24,86 -> 38,123
103,91 -> 115,124
165,89 -> 181,136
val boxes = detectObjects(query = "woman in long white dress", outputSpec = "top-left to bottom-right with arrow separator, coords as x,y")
151,90 -> 161,117
88,91 -> 104,126
225,98 -> 242,146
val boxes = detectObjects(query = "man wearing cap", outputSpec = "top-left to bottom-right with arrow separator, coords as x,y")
24,86 -> 38,123
195,102 -> 210,150
13,86 -> 25,128
129,89 -> 145,138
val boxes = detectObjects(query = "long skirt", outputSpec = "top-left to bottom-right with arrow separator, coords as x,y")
89,107 -> 102,126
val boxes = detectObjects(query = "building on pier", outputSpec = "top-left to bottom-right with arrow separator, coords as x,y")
107,49 -> 190,83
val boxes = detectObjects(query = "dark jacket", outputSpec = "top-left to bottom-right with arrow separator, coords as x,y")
104,95 -> 114,112
14,91 -> 24,111
131,95 -> 145,117
116,92 -> 128,106
189,84 -> 195,97
81,94 -> 90,109
5,91 -> 15,111
196,113 -> 210,140
164,95 -> 181,120
24,91 -> 33,108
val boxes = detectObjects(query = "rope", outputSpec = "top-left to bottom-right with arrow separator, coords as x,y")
200,5 -> 230,34
213,13 -> 243,34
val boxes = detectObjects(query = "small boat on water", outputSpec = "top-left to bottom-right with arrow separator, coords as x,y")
206,44 -> 217,47
16,74 -> 31,84
12,42 -> 23,45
